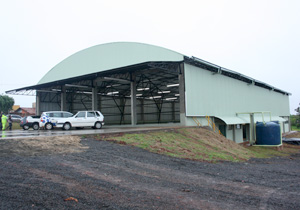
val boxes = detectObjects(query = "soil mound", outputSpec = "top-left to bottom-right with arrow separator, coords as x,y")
284,131 -> 300,138
97,127 -> 255,162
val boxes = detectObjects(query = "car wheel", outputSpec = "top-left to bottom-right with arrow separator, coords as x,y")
94,122 -> 102,129
45,123 -> 53,130
63,123 -> 71,131
23,125 -> 29,130
32,123 -> 39,130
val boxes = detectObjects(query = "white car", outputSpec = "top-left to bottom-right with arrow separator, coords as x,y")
59,111 -> 104,130
40,111 -> 74,130
20,115 -> 41,130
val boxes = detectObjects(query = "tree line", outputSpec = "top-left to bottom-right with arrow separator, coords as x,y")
292,103 -> 300,128
0,95 -> 14,114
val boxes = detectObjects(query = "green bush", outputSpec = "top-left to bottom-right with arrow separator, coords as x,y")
291,115 -> 300,127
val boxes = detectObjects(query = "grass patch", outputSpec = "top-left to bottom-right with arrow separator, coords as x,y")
247,146 -> 295,158
12,122 -> 21,130
1,122 -> 21,130
93,128 -> 300,162
291,125 -> 300,131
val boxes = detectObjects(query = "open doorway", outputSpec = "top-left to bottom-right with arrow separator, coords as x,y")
219,125 -> 226,137
242,124 -> 249,141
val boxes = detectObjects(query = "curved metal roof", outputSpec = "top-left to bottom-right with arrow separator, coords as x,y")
6,42 -> 290,96
38,42 -> 184,85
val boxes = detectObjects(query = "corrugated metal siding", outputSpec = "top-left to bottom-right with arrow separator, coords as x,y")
184,63 -> 290,117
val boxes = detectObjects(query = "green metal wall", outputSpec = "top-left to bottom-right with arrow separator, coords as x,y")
184,63 -> 290,117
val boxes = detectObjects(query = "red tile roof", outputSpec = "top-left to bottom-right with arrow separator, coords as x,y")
21,108 -> 36,115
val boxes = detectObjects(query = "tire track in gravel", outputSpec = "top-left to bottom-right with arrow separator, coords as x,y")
1,138 -> 300,209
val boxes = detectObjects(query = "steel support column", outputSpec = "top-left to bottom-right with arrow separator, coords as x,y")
36,91 -> 41,115
131,73 -> 137,125
92,81 -> 98,110
61,86 -> 67,111
233,125 -> 236,142
178,64 -> 186,125
250,113 -> 255,144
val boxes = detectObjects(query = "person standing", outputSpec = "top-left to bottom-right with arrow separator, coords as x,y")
2,114 -> 7,130
7,115 -> 12,130
0,113 -> 2,130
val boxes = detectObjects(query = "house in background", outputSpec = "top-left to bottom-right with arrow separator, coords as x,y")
11,107 -> 36,117
10,103 -> 36,117
11,105 -> 20,112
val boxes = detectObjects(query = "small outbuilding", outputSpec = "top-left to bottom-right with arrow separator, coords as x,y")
7,42 -> 291,143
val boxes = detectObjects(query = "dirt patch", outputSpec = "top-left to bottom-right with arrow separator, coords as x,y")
284,131 -> 300,138
0,136 -> 88,157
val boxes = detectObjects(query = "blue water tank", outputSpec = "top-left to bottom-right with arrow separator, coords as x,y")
256,121 -> 281,145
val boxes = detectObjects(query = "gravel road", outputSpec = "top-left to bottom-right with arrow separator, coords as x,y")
0,137 -> 299,210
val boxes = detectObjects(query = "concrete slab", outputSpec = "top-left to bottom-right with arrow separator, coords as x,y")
0,124 -> 183,140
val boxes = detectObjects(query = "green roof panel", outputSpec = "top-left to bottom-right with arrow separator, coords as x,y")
38,42 -> 184,85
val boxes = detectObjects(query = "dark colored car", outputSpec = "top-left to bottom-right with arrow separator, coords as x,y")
20,116 -> 40,130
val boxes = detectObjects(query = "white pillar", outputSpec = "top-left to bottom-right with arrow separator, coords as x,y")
250,113 -> 255,144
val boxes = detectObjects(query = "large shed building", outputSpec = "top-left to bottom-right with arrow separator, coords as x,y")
7,42 -> 291,143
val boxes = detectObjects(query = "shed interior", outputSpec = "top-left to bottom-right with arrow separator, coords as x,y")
30,61 -> 183,125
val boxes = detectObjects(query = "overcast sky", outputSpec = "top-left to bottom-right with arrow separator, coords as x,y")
0,0 -> 299,114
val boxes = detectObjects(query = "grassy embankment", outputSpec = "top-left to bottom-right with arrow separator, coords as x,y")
92,127 -> 300,162
12,122 -> 21,130
1,122 -> 21,131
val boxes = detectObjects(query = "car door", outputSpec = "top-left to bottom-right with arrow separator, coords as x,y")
72,112 -> 86,127
52,112 -> 64,125
86,111 -> 97,126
